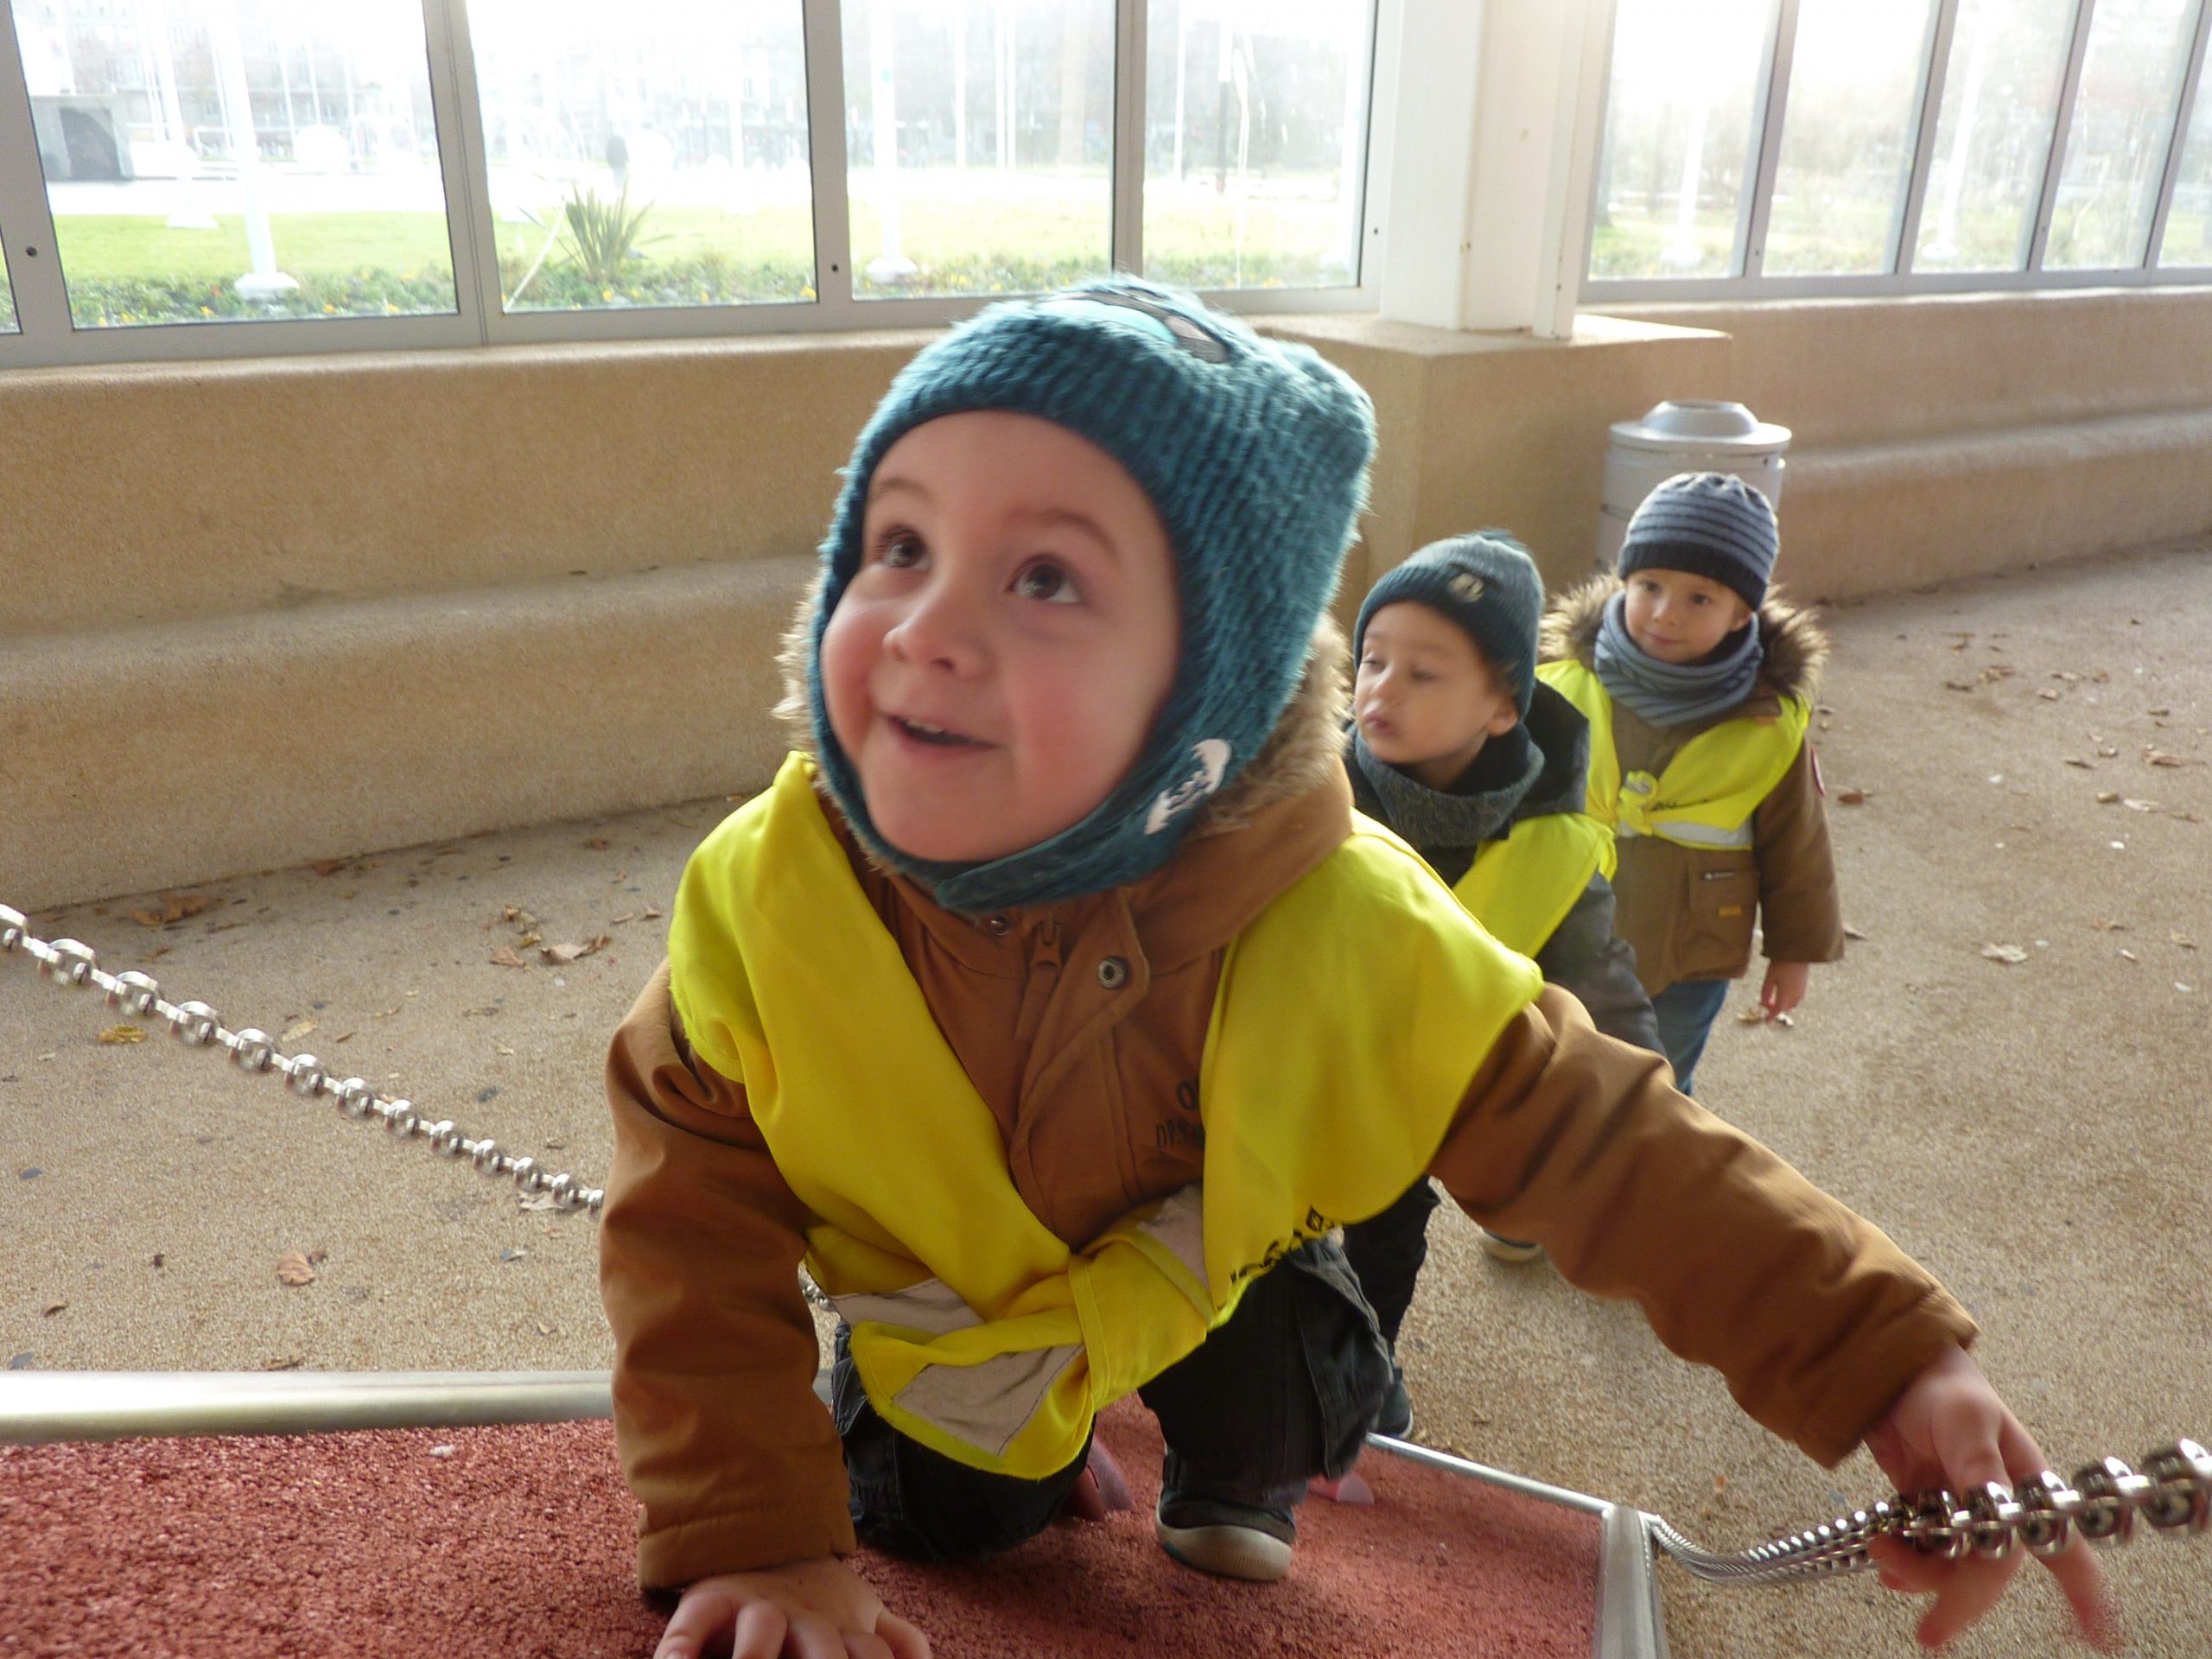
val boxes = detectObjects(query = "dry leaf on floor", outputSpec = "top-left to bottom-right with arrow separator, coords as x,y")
2178,983 -> 2196,995
1844,924 -> 1870,942
2119,950 -> 2139,963
1943,680 -> 1975,693
311,858 -> 351,877
2092,918 -> 2127,931
502,905 -> 539,928
2099,744 -> 2120,757
1837,787 -> 1868,804
259,1355 -> 306,1371
536,1321 -> 556,1337
541,934 -> 613,965
2096,791 -> 2120,804
1980,944 -> 2030,964
41,1301 -> 67,1318
584,836 -> 610,850
1736,1008 -> 1764,1025
2174,933 -> 2199,950
516,930 -> 543,949
97,1025 -> 146,1045
2123,798 -> 2158,812
2148,706 -> 2172,716
281,1019 -> 315,1042
609,912 -> 636,926
643,905 -> 664,920
2146,751 -> 2185,767
495,1042 -> 516,1057
276,1252 -> 318,1287
489,946 -> 529,969
2065,758 -> 2094,769
519,1192 -> 561,1212
128,892 -> 217,928
2037,688 -> 2062,701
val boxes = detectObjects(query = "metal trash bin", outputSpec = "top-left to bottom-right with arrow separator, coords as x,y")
1597,400 -> 1791,572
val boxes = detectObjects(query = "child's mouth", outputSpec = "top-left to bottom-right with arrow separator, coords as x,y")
892,715 -> 985,749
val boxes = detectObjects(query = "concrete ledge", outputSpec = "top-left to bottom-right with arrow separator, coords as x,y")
3,556 -> 812,909
1780,407 -> 2212,600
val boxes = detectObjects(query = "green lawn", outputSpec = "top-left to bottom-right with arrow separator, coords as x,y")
51,180 -> 1354,323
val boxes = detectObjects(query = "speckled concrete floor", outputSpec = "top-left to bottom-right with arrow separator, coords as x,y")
3,541 -> 2207,1657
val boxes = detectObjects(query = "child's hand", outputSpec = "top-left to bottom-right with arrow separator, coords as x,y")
655,1555 -> 931,1659
1862,1343 -> 2119,1650
1759,961 -> 1809,1020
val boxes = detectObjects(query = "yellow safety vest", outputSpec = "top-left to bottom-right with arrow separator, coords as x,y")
1450,810 -> 1616,959
668,753 -> 1541,1479
1535,661 -> 1810,852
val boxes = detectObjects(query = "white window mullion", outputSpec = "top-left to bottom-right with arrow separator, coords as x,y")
1110,0 -> 1146,274
1891,0 -> 1962,276
2146,0 -> 2212,266
1737,0 -> 1800,279
2027,0 -> 2099,271
803,0 -> 856,314
0,7 -> 75,350
421,0 -> 497,346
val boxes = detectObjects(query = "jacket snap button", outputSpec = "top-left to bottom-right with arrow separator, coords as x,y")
980,914 -> 1011,938
1096,956 -> 1129,989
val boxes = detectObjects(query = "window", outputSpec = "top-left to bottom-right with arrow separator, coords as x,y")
1,241 -> 15,331
1141,1 -> 1376,290
1764,0 -> 1939,275
8,0 -> 457,329
1586,0 -> 2212,296
1589,0 -> 1777,281
2046,0 -> 2196,269
1915,0 -> 2079,272
2158,37 -> 2212,264
0,0 -> 1378,364
841,0 -> 1115,300
467,0 -> 813,312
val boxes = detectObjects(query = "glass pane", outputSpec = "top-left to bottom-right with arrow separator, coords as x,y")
8,0 -> 457,329
842,0 -> 1114,300
1141,2 -> 1375,292
2047,0 -> 2196,269
1590,0 -> 1777,282
1763,0 -> 1938,275
2157,47 -> 2212,266
1914,0 -> 2077,272
0,245 -> 16,332
467,0 -> 813,313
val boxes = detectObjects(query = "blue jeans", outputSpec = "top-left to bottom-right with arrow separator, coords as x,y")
1649,977 -> 1733,1097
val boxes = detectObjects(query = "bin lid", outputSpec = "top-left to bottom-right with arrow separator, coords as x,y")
1609,400 -> 1790,454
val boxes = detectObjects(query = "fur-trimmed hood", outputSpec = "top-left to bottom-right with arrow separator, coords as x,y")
1540,575 -> 1830,705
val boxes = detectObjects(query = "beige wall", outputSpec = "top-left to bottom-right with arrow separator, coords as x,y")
6,285 -> 2210,907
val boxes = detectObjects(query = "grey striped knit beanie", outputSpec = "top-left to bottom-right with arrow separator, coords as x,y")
807,276 -> 1376,913
1617,472 -> 1778,611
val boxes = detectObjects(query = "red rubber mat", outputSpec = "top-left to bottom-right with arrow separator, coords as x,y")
0,1402 -> 1599,1658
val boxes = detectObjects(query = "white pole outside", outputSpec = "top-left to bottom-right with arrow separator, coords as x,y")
209,0 -> 296,298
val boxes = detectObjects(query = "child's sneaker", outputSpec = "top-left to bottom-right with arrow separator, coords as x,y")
1371,1363 -> 1415,1439
1154,1493 -> 1297,1582
1477,1226 -> 1544,1264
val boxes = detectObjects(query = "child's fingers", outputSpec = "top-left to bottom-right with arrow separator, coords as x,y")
657,1586 -> 745,1659
2039,1535 -> 2121,1650
875,1610 -> 934,1659
727,1600 -> 790,1659
1910,1553 -> 2023,1649
842,1634 -> 895,1659
785,1611 -> 851,1659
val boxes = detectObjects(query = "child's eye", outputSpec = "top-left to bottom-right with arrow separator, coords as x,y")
874,530 -> 927,570
1014,559 -> 1081,605
1408,670 -> 1435,683
1688,592 -> 1710,606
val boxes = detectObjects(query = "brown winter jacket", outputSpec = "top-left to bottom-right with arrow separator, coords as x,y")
599,625 -> 1969,1590
1543,578 -> 1846,993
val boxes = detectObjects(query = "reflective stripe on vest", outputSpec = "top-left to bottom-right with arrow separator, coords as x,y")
666,753 -> 1541,1479
1448,811 -> 1616,959
1535,660 -> 1809,853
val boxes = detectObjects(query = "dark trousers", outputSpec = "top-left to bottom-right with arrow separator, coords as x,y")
834,1236 -> 1392,1564
1338,1178 -> 1440,1347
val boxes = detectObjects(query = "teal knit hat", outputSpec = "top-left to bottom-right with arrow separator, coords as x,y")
807,277 -> 1376,913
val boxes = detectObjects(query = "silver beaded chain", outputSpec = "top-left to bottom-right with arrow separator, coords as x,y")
8,902 -> 2212,1586
0,903 -> 603,1221
1652,1442 -> 2212,1585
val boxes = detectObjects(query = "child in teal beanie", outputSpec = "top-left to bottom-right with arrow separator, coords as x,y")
600,283 -> 2109,1659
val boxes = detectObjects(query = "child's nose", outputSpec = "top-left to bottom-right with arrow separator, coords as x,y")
884,571 -> 988,673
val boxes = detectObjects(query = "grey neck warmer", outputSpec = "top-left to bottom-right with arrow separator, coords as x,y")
1349,723 -> 1541,852
1592,590 -> 1764,728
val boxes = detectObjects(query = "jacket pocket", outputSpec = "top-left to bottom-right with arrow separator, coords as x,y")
1675,855 -> 1758,982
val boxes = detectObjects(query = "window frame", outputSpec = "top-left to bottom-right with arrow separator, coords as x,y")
0,0 -> 1389,369
1580,0 -> 2212,303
